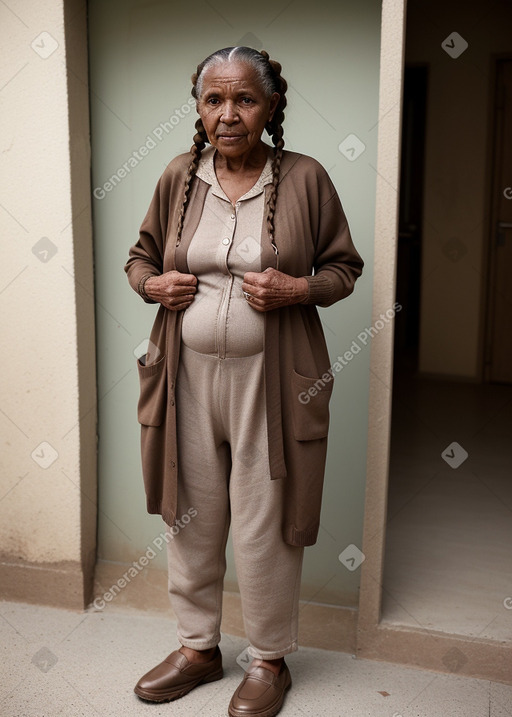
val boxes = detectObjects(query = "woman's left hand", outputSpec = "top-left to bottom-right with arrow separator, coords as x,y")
242,268 -> 309,312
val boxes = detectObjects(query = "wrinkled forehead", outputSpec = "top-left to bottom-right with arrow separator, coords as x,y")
199,60 -> 264,95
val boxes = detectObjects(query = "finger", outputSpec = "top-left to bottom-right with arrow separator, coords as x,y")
242,271 -> 266,287
165,290 -> 195,303
170,282 -> 197,295
242,279 -> 266,295
249,273 -> 275,290
246,294 -> 269,311
174,273 -> 198,286
248,300 -> 272,313
244,296 -> 262,312
166,285 -> 197,297
172,294 -> 195,306
253,295 -> 284,311
241,281 -> 255,294
161,273 -> 196,289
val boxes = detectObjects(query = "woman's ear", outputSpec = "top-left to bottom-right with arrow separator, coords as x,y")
268,92 -> 280,121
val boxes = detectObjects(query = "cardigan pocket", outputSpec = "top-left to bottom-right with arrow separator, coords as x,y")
137,353 -> 167,427
291,369 -> 334,441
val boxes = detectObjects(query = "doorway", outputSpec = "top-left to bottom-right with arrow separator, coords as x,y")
393,64 -> 426,373
382,0 -> 512,650
485,59 -> 512,384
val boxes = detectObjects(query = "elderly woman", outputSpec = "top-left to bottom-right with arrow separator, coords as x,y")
125,46 -> 363,717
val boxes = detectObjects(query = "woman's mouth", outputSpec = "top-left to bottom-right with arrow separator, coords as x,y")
218,134 -> 245,141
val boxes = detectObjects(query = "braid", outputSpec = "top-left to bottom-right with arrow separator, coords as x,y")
259,51 -> 287,255
175,76 -> 207,246
179,47 -> 287,254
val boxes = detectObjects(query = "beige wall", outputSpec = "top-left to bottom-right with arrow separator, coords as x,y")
0,0 -> 96,607
408,1 -> 512,378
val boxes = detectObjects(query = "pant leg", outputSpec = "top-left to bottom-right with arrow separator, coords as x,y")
167,345 -> 231,650
223,353 -> 305,660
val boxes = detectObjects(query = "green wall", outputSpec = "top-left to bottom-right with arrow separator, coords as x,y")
89,0 -> 381,607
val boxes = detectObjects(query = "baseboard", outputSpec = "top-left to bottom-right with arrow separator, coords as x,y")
0,555 -> 90,611
357,621 -> 512,685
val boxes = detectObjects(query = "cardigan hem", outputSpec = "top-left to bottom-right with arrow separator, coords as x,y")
283,524 -> 319,547
147,500 -> 176,528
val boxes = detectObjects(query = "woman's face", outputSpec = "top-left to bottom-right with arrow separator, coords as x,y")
197,60 -> 280,162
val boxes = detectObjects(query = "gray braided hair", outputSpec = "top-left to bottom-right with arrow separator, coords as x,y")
175,46 -> 287,255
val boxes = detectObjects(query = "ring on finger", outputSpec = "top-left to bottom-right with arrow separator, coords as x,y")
243,290 -> 253,302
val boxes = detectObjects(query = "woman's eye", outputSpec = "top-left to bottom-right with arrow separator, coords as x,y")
241,97 -> 254,105
207,98 -> 219,105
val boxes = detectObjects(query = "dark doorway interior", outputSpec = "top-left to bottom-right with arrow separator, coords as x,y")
485,58 -> 512,384
394,65 -> 427,373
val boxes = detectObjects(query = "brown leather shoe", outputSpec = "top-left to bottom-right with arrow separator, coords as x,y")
134,647 -> 223,702
228,661 -> 291,717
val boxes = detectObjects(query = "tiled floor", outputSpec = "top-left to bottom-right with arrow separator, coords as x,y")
383,372 -> 512,641
1,600 -> 511,716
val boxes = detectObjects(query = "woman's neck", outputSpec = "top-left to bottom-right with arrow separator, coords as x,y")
214,142 -> 270,175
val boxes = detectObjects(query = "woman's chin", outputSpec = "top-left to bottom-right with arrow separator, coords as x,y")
212,137 -> 252,157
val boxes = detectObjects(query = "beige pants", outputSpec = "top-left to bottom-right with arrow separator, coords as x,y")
167,344 -> 304,660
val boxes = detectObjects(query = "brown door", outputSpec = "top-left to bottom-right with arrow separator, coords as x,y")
487,59 -> 512,383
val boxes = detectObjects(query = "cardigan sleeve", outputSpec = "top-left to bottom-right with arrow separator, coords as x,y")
124,176 -> 168,303
302,185 -> 364,308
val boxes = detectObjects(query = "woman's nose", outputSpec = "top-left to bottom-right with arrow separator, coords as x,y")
220,101 -> 239,123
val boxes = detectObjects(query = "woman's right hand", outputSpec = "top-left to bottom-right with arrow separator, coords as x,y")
144,271 -> 197,311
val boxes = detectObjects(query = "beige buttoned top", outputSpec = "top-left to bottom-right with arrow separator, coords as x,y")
181,145 -> 273,358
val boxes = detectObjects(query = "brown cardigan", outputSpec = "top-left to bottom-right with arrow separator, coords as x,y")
125,148 -> 363,547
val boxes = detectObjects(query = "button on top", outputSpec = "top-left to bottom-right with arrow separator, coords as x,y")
222,237 -> 230,245
230,214 -> 236,220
